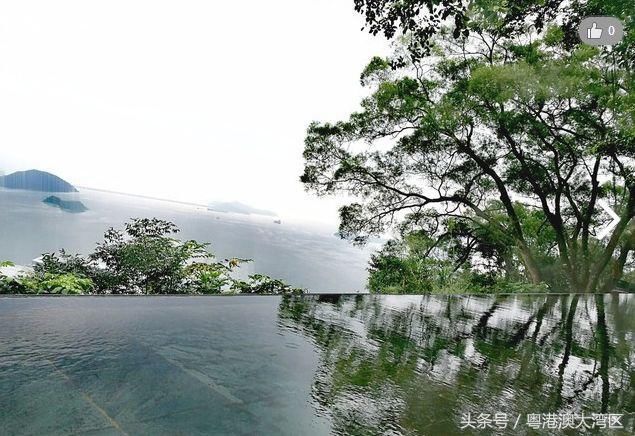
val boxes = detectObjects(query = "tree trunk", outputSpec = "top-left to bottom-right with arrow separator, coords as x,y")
595,294 -> 610,413
518,245 -> 543,285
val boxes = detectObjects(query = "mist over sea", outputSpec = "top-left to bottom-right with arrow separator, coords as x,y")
0,188 -> 373,293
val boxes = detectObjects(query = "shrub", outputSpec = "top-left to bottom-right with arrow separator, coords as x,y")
34,251 -> 93,277
185,263 -> 231,294
33,273 -> 94,295
0,274 -> 28,294
233,274 -> 305,295
0,272 -> 94,295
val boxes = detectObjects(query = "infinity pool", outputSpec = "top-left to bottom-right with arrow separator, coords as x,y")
0,294 -> 633,435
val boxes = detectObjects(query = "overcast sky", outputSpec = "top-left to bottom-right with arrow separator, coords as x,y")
0,0 -> 388,224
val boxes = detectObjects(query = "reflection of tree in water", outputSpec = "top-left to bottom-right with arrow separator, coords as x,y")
278,294 -> 634,435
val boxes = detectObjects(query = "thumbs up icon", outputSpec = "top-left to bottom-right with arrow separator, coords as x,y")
587,23 -> 603,39
579,16 -> 624,46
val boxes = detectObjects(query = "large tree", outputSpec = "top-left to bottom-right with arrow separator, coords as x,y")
301,0 -> 634,292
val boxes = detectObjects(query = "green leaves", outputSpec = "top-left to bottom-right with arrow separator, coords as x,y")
90,220 -> 207,294
233,274 -> 305,295
0,272 -> 94,295
360,56 -> 392,86
35,273 -> 94,295
543,24 -> 564,47
0,274 -> 29,294
2,218 -> 304,295
185,263 -> 231,294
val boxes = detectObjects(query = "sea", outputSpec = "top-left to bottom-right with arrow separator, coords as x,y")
0,188 -> 375,293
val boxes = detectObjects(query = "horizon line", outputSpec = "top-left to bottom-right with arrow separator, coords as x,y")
76,186 -> 209,208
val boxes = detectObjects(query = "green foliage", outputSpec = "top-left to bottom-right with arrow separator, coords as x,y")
233,274 -> 305,295
184,259 -> 250,294
30,273 -> 94,295
353,0 -> 634,68
0,271 -> 93,295
1,218 -> 304,295
0,274 -> 28,294
35,251 -> 93,277
543,24 -> 564,47
0,261 -> 15,267
367,225 -> 549,294
360,56 -> 391,86
89,218 -> 210,294
490,279 -> 549,294
368,236 -> 447,294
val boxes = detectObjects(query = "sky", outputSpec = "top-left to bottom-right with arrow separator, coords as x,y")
0,0 -> 388,225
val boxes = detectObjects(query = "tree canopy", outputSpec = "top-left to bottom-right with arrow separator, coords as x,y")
302,0 -> 634,292
354,0 -> 633,68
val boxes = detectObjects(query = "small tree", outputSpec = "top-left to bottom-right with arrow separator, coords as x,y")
90,218 -> 210,294
22,218 -> 306,295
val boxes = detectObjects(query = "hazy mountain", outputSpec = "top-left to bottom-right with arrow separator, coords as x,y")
0,170 -> 77,192
208,201 -> 277,217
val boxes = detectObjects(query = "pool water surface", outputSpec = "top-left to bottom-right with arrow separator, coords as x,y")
0,294 -> 633,435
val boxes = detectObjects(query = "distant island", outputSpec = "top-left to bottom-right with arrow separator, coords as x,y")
0,169 -> 77,192
208,201 -> 277,217
43,196 -> 88,213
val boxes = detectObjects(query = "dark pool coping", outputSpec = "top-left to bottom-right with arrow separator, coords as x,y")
0,291 -> 631,298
